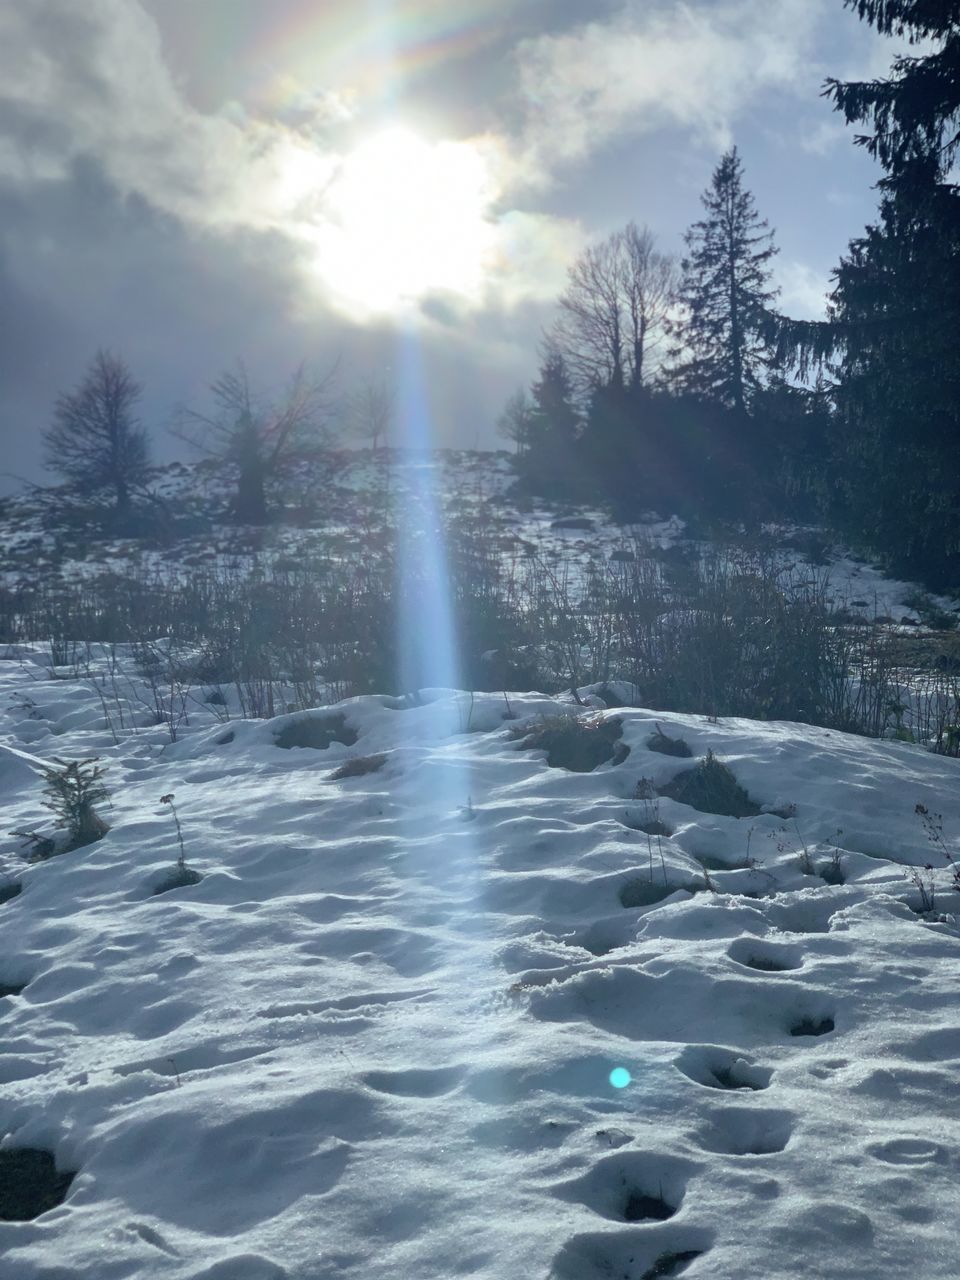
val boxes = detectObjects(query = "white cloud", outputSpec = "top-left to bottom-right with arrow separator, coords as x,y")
0,0 -> 334,230
777,260 -> 833,320
513,0 -> 832,178
798,119 -> 851,156
0,1 -> 578,323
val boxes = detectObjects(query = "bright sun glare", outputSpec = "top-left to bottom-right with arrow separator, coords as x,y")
302,126 -> 499,315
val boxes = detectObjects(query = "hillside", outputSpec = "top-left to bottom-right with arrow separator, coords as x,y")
1,647 -> 959,1279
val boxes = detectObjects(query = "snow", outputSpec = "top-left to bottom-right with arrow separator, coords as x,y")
1,651 -> 959,1279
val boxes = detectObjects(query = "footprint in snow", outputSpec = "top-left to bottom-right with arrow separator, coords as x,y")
125,1222 -> 180,1257
693,1107 -> 795,1156
550,1227 -> 712,1280
788,1013 -> 835,1038
674,1045 -> 772,1092
362,1064 -> 466,1098
726,937 -> 803,973
867,1137 -> 948,1165
552,1149 -> 700,1225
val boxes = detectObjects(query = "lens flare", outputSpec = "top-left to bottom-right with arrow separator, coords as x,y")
394,334 -> 459,694
609,1067 -> 632,1089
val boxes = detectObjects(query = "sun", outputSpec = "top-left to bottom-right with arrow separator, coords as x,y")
303,126 -> 500,315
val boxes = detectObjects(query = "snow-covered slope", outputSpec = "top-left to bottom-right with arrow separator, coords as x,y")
2,452 -> 954,630
1,653 -> 959,1279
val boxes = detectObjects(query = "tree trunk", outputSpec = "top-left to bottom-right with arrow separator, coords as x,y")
236,461 -> 268,524
729,250 -> 745,414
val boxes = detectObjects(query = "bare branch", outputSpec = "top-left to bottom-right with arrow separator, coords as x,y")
43,350 -> 149,514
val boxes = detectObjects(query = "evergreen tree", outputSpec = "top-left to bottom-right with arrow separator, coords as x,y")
825,0 -> 960,189
781,1 -> 960,581
516,349 -> 582,495
528,348 -> 580,455
671,148 -> 779,414
828,185 -> 960,578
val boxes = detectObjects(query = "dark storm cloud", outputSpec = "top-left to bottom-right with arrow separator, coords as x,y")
0,152 -> 538,484
0,157 -> 335,478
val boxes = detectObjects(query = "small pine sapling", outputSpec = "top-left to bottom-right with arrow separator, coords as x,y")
12,758 -> 109,858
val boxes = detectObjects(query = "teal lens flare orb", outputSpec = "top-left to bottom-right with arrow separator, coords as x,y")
609,1067 -> 631,1089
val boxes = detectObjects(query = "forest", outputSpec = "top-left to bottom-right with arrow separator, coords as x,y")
497,0 -> 960,589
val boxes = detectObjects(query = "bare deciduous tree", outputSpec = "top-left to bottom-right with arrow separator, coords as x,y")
44,350 -> 150,517
550,223 -> 677,399
620,224 -> 678,390
348,373 -> 394,453
176,362 -> 338,524
496,388 -> 534,456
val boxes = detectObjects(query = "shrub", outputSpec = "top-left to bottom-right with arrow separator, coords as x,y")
915,803 -> 959,892
658,751 -> 761,818
647,723 -> 693,757
511,713 -> 628,772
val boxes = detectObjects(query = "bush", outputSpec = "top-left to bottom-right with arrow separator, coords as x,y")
658,751 -> 761,818
647,724 -> 693,757
512,713 -> 629,772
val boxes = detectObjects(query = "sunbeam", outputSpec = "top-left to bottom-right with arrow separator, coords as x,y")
393,333 -> 460,696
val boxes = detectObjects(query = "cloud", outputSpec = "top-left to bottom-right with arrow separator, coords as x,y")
777,260 -> 833,320
0,0 -> 579,324
513,0 -> 832,177
798,119 -> 852,157
0,0 -> 342,231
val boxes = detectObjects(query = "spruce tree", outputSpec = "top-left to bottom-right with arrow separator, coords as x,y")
518,349 -> 581,495
806,1 -> 960,581
825,0 -> 960,188
528,349 -> 580,455
671,148 -> 779,414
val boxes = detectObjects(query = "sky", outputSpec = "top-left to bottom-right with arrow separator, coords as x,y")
0,0 -> 904,487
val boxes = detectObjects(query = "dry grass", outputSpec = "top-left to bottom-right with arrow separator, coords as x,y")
329,753 -> 388,780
